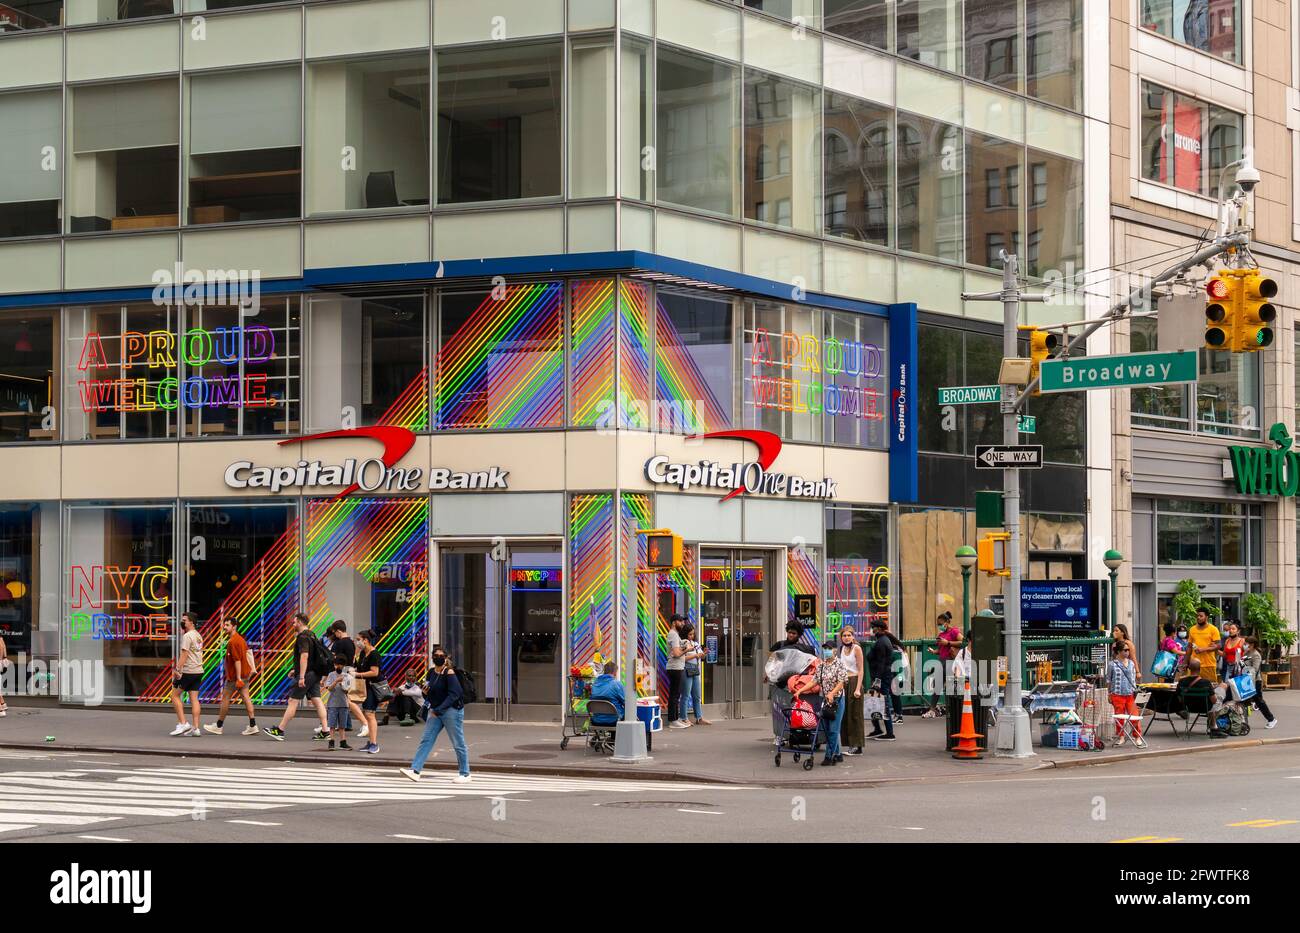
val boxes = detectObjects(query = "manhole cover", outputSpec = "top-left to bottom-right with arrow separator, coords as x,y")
599,800 -> 718,810
481,752 -> 557,761
515,743 -> 563,752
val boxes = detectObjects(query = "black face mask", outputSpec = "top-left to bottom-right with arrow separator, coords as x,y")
433,655 -> 447,666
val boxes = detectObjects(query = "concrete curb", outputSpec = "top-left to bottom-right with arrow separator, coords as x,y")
1032,734 -> 1300,770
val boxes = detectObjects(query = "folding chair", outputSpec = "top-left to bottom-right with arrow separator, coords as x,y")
584,699 -> 620,755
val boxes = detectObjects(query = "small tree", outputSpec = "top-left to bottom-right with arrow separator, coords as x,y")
1171,579 -> 1217,628
1241,592 -> 1297,661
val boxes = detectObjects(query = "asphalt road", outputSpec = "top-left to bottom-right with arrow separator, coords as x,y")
0,744 -> 1296,843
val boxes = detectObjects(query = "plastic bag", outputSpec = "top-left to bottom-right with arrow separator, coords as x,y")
1151,650 -> 1177,678
764,648 -> 812,684
863,693 -> 886,718
789,699 -> 816,730
1227,672 -> 1257,702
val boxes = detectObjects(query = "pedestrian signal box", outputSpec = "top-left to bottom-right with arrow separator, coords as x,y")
639,529 -> 683,571
977,532 -> 1011,577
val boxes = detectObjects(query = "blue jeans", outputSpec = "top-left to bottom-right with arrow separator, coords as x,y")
682,672 -> 703,720
822,697 -> 845,760
411,705 -> 469,776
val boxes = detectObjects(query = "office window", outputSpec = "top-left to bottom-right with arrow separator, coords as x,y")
823,308 -> 889,449
823,93 -> 891,247
897,0 -> 962,73
966,132 -> 1020,273
187,67 -> 301,225
621,37 -> 654,202
182,0 -> 287,10
68,79 -> 179,234
743,301 -> 822,443
655,289 -> 733,434
0,90 -> 60,239
1026,149 -> 1081,278
0,2 -> 60,30
1140,0 -> 1239,63
742,0 -> 820,21
1130,317 -> 1189,430
1157,500 -> 1255,566
438,41 -> 562,205
966,0 -> 1020,92
1027,0 -> 1082,110
823,0 -> 889,50
897,111 -> 962,262
917,322 -> 964,454
1198,345 -> 1258,438
1141,81 -> 1243,197
306,54 -> 429,214
65,0 -> 176,25
0,309 -> 57,443
826,506 -> 889,634
657,46 -> 740,218
570,38 -> 615,199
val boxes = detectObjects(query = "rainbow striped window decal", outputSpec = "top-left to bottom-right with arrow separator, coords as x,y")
654,289 -> 733,433
435,282 -> 565,430
569,279 -> 652,429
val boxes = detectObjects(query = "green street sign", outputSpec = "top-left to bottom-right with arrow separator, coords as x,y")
938,385 -> 1002,405
1039,350 -> 1198,393
1018,414 -> 1036,434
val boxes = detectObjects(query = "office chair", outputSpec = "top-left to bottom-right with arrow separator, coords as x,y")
365,171 -> 400,209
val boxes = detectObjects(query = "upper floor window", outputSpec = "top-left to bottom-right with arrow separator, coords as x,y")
1140,0 -> 1240,64
0,309 -> 57,442
1140,81 -> 1243,198
0,89 -> 61,239
0,1 -> 60,30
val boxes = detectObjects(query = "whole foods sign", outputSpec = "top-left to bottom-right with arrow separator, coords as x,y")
1227,423 -> 1299,497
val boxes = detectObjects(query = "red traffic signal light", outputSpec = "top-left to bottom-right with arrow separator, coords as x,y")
644,533 -> 683,570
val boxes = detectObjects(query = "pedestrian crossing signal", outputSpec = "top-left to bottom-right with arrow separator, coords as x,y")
1020,326 -> 1058,396
642,531 -> 683,570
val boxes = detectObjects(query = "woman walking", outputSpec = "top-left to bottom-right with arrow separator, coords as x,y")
1242,636 -> 1278,729
352,629 -> 385,754
837,626 -> 865,756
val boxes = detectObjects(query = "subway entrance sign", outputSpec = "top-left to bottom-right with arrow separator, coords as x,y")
937,385 -> 1003,405
1038,350 -> 1198,393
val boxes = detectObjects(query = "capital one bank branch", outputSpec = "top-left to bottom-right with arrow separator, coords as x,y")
0,254 -> 918,722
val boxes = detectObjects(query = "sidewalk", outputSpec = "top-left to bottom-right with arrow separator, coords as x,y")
2,691 -> 1297,787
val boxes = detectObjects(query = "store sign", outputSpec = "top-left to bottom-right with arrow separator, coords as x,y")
1020,580 -> 1101,634
1226,423 -> 1298,497
68,564 -> 172,641
748,327 -> 886,423
643,430 -> 837,502
223,426 -> 509,498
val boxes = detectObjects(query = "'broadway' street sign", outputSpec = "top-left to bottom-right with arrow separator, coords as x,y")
975,445 -> 1044,469
1039,350 -> 1198,393
938,385 -> 1003,405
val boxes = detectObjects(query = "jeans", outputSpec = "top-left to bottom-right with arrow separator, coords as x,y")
411,705 -> 469,776
822,697 -> 845,760
682,671 -> 703,720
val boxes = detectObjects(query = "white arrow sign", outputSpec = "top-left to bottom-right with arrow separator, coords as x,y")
975,444 -> 1044,469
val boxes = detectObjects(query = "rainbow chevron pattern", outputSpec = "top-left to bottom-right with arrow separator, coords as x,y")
787,546 -> 822,642
656,543 -> 698,710
568,494 -> 615,671
570,280 -> 616,428
435,282 -> 565,429
619,494 -> 656,702
655,294 -> 731,433
618,280 -> 652,429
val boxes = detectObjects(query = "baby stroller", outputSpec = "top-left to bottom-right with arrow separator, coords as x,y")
774,693 -> 827,771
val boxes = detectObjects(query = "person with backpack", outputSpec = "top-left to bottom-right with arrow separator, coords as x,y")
353,629 -> 387,754
263,612 -> 330,742
400,644 -> 471,784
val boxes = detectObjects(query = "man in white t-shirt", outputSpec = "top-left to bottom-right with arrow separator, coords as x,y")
170,611 -> 206,737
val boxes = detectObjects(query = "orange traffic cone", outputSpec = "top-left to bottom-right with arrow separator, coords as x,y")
950,677 -> 984,760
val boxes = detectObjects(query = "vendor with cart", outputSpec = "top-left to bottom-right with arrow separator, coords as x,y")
588,661 -> 625,725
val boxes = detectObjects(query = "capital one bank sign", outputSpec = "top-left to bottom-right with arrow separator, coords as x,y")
223,427 -> 508,497
644,430 -> 838,501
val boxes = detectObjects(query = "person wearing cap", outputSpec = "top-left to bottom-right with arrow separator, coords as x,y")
666,613 -> 690,729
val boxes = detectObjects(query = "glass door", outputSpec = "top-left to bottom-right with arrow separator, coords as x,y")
700,548 -> 776,719
440,543 -> 563,721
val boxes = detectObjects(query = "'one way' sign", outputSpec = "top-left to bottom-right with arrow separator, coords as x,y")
975,445 -> 1044,469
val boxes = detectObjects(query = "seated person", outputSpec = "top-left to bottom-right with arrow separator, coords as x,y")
1175,657 -> 1214,701
381,673 -> 425,726
588,661 -> 625,725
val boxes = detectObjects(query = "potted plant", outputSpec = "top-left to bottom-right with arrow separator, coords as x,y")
1171,579 -> 1217,628
1240,592 -> 1297,674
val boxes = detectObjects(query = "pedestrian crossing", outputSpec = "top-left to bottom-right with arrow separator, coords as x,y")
0,763 -> 744,838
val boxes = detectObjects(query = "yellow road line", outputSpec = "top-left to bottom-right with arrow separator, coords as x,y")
1227,819 -> 1297,828
1111,835 -> 1183,843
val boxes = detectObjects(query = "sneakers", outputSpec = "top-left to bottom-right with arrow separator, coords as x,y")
870,733 -> 895,741
1266,718 -> 1278,729
400,768 -> 421,782
312,727 -> 329,740
203,724 -> 223,735
262,726 -> 285,741
187,727 -> 202,737
327,739 -> 336,751
357,725 -> 370,739
339,740 -> 354,750
361,743 -> 379,754
844,747 -> 863,755
920,709 -> 936,719
241,725 -> 260,736
669,720 -> 689,729
169,722 -> 191,736
452,774 -> 472,784
400,718 -> 417,727
892,714 -> 904,724
0,707 -> 6,717
819,758 -> 835,766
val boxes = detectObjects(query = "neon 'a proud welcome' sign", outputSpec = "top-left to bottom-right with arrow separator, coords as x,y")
748,327 -> 886,422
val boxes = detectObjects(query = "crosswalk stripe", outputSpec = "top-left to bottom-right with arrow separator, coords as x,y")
225,820 -> 282,826
0,823 -> 37,834
78,835 -> 130,842
0,813 -> 117,826
388,833 -> 452,841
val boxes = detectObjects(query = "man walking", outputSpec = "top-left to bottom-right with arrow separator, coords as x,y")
204,618 -> 259,736
866,619 -> 897,741
169,611 -> 205,737
400,645 -> 471,784
263,612 -> 329,741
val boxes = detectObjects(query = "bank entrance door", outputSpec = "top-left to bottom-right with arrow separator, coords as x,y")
699,549 -> 777,719
439,543 -> 564,721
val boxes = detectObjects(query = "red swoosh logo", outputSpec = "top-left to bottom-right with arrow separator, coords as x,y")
279,426 -> 417,500
692,429 -> 782,502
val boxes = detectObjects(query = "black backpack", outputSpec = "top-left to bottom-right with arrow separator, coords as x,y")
454,667 -> 477,704
308,635 -> 334,678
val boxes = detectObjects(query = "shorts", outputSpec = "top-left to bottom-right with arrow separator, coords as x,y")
327,706 -> 349,730
288,670 -> 321,701
174,672 -> 203,692
362,688 -> 381,712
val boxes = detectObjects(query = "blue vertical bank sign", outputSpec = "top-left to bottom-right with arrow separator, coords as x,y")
888,302 -> 918,503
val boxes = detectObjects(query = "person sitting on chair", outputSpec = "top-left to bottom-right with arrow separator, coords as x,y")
588,661 -> 625,725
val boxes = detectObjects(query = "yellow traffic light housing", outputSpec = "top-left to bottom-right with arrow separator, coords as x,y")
1239,271 -> 1277,351
637,529 -> 683,571
1204,273 -> 1232,350
1019,326 -> 1059,395
977,532 -> 1012,577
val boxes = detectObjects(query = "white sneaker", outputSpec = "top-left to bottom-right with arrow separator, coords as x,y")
399,768 -> 421,783
203,723 -> 223,735
1266,719 -> 1278,729
357,725 -> 369,738
679,719 -> 693,728
187,727 -> 202,737
669,720 -> 688,729
920,709 -> 936,719
452,774 -> 472,784
169,723 -> 191,736
241,725 -> 260,736
1113,735 -> 1126,747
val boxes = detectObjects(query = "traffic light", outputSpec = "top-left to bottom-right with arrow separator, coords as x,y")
644,532 -> 683,570
1020,326 -> 1059,395
1204,272 -> 1232,350
1239,271 -> 1277,351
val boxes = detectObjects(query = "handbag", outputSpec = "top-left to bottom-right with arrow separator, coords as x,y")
369,678 -> 395,703
1151,650 -> 1177,678
684,641 -> 700,677
1227,672 -> 1257,702
863,693 -> 886,718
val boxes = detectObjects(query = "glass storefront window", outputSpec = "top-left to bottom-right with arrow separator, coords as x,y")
1197,344 -> 1258,437
1140,81 -> 1243,197
0,89 -> 61,238
1139,0 -> 1239,63
917,322 -> 965,455
656,45 -> 740,218
897,110 -> 963,262
0,309 -> 57,443
63,503 -> 175,705
654,288 -> 734,434
306,293 -> 426,432
435,283 -> 564,430
437,41 -> 563,204
1156,500 -> 1258,567
822,92 -> 891,247
0,502 -> 59,683
825,505 -> 890,634
744,69 -> 821,235
306,54 -> 429,214
823,308 -> 889,448
743,300 -> 823,443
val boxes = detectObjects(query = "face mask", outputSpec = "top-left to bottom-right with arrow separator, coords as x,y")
823,649 -> 834,660
433,655 -> 446,666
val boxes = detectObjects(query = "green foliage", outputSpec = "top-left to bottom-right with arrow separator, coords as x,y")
1171,579 -> 1217,627
1241,592 -> 1297,655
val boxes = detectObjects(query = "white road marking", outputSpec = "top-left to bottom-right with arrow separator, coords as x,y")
225,819 -> 282,826
678,808 -> 723,815
78,834 -> 130,842
388,833 -> 453,841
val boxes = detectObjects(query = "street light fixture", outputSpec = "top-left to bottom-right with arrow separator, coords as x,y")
1103,549 -> 1124,634
956,545 -> 977,640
